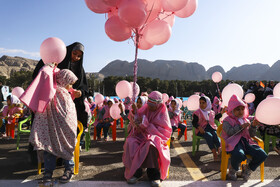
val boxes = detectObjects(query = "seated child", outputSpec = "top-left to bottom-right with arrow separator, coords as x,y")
0,95 -> 12,137
222,94 -> 267,181
169,99 -> 186,141
192,96 -> 222,161
96,99 -> 114,141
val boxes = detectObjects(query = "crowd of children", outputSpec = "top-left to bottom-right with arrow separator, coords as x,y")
0,83 -> 276,185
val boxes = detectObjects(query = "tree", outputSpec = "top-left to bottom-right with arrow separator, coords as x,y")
8,70 -> 33,89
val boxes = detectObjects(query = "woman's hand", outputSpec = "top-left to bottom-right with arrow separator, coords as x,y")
73,90 -> 82,98
221,106 -> 227,114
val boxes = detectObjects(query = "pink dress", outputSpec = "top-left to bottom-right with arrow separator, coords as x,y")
29,69 -> 78,161
122,102 -> 172,180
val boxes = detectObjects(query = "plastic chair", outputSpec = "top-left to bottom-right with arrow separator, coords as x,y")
85,117 -> 95,151
38,121 -> 83,175
217,124 -> 264,181
16,115 -> 32,150
93,120 -> 117,141
177,120 -> 187,141
192,127 -> 204,156
264,132 -> 277,154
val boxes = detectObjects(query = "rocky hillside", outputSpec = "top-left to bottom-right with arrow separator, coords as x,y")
2,55 -> 280,81
100,59 -> 280,81
0,55 -> 38,78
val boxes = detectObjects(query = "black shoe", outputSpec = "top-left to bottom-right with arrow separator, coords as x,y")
59,170 -> 73,183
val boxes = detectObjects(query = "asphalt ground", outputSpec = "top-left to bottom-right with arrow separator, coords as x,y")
1,120 -> 280,186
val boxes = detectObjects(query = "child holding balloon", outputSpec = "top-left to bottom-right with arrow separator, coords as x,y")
192,96 -> 224,161
221,94 -> 267,181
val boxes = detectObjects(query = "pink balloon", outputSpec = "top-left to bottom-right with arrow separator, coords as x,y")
143,20 -> 172,45
108,7 -> 118,18
212,71 -> 222,83
183,100 -> 188,107
129,82 -> 140,98
186,94 -> 200,111
85,0 -> 112,14
175,0 -> 198,18
162,93 -> 169,103
40,37 -> 66,64
222,83 -> 244,107
244,93 -> 255,103
115,80 -> 132,99
176,98 -> 182,108
95,93 -> 104,104
138,34 -> 154,50
12,87 -> 24,98
144,0 -> 162,23
103,0 -> 120,7
158,12 -> 175,27
267,95 -> 274,98
118,0 -> 147,28
255,97 -> 280,125
105,16 -> 132,42
110,103 -> 122,119
162,0 -> 189,12
273,82 -> 280,97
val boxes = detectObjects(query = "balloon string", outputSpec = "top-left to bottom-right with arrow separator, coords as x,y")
216,83 -> 222,100
133,30 -> 139,103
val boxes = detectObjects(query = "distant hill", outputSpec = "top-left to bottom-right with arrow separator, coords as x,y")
1,55 -> 280,81
100,59 -> 280,81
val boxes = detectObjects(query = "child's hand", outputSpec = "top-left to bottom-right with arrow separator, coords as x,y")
241,123 -> 250,129
73,90 -> 82,98
221,107 -> 228,114
198,126 -> 205,134
252,119 -> 260,127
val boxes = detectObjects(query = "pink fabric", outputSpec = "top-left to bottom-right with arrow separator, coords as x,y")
212,96 -> 222,114
20,65 -> 59,113
122,91 -> 172,180
29,69 -> 78,161
84,99 -> 91,115
221,94 -> 255,152
102,105 -> 111,120
1,106 -> 9,117
193,109 -> 216,135
68,88 -> 76,100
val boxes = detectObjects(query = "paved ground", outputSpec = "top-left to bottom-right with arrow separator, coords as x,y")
1,120 -> 280,186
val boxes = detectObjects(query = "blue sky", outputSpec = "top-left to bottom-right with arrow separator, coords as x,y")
1,0 -> 280,73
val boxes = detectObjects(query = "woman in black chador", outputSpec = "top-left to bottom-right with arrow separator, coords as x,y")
33,42 -> 89,131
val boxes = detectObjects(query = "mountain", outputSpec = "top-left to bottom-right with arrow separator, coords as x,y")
1,55 -> 280,81
99,59 -> 208,81
0,55 -> 38,78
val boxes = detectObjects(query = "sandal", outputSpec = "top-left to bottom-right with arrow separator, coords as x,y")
59,170 -> 73,183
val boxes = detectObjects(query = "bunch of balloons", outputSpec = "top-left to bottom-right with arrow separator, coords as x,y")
85,0 -> 198,50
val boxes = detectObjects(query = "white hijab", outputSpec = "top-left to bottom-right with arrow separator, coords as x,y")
199,96 -> 212,121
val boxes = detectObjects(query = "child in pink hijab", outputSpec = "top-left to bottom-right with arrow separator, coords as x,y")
212,96 -> 222,114
122,91 -> 172,187
28,69 -> 78,184
221,94 -> 267,181
169,99 -> 186,141
192,96 -> 222,161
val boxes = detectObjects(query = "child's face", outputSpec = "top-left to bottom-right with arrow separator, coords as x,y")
65,84 -> 72,91
171,101 -> 176,110
136,98 -> 142,109
7,99 -> 11,106
108,101 -> 113,107
199,99 -> 207,110
233,106 -> 245,118
148,104 -> 157,112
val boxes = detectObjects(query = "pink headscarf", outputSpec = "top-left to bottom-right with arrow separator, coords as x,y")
212,96 -> 222,114
56,69 -> 78,88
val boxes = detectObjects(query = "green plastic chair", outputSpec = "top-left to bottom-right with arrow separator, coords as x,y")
192,126 -> 204,156
264,132 -> 277,154
85,116 -> 95,151
16,115 -> 32,150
